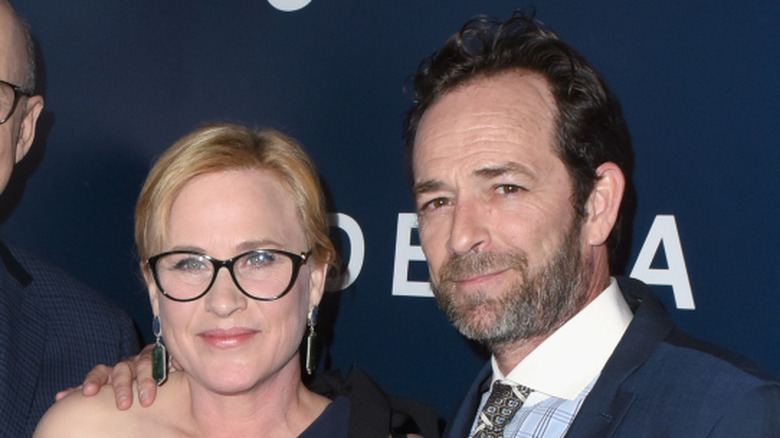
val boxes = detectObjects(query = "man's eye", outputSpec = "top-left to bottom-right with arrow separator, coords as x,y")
420,197 -> 451,211
496,184 -> 524,194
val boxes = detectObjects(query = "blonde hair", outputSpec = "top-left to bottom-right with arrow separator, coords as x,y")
135,123 -> 335,273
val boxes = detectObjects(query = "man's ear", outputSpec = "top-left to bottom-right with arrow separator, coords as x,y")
14,95 -> 43,162
583,162 -> 625,247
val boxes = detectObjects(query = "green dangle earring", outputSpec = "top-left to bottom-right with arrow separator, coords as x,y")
152,315 -> 168,385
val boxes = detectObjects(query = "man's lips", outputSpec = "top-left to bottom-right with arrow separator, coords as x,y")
450,268 -> 511,287
197,327 -> 259,348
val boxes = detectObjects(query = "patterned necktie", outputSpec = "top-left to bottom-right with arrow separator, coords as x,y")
473,381 -> 532,438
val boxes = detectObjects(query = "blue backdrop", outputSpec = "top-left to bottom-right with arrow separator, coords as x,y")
6,0 -> 779,420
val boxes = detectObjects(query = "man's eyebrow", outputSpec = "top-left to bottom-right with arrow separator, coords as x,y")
412,162 -> 536,195
413,179 -> 443,196
473,162 -> 536,180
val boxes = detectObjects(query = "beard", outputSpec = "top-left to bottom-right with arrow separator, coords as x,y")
431,219 -> 588,350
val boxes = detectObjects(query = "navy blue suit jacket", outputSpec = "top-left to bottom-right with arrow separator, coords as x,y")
445,277 -> 780,437
0,238 -> 140,437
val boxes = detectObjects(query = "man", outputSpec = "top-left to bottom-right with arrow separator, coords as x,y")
0,1 -> 140,435
402,13 -> 780,437
76,11 -> 780,438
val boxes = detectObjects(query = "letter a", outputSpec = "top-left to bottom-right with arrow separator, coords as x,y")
630,215 -> 695,309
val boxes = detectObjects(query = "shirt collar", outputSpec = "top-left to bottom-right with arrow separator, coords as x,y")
491,277 -> 633,400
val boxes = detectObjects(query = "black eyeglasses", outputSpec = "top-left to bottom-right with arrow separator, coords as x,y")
147,249 -> 311,302
0,79 -> 32,125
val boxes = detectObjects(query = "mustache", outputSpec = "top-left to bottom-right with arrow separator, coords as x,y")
438,251 -> 528,283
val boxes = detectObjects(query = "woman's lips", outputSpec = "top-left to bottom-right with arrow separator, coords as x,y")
198,327 -> 259,349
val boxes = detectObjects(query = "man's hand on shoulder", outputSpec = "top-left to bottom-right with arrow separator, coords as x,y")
55,344 -> 158,409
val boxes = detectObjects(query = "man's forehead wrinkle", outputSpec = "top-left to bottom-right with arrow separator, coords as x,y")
461,110 -> 526,137
446,104 -> 553,154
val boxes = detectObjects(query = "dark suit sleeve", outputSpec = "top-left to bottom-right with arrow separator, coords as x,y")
707,383 -> 780,437
0,239 -> 143,436
116,306 -> 142,360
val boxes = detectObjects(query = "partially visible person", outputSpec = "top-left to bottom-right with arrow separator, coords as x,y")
0,1 -> 140,436
36,123 -> 437,437
403,12 -> 780,437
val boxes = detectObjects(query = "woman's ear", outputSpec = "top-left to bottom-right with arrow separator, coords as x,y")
583,162 -> 625,247
142,261 -> 160,315
307,261 -> 328,309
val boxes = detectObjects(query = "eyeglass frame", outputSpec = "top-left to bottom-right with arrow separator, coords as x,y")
0,79 -> 33,125
147,248 -> 312,302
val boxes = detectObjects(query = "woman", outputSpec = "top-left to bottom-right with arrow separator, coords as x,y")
35,123 -> 432,437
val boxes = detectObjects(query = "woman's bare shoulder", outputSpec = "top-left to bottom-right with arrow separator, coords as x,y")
35,372 -> 191,438
34,384 -> 133,438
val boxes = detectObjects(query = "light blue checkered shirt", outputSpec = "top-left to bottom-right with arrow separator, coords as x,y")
469,377 -> 597,438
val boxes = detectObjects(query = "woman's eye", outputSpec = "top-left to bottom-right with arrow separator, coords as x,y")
248,253 -> 269,264
243,252 -> 276,268
173,257 -> 206,271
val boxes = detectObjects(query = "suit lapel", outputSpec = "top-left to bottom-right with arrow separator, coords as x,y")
564,277 -> 674,438
444,362 -> 491,438
0,240 -> 47,436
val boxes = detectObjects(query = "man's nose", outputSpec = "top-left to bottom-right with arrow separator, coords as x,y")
447,198 -> 490,255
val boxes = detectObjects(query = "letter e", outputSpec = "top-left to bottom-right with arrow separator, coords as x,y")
392,213 -> 433,297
